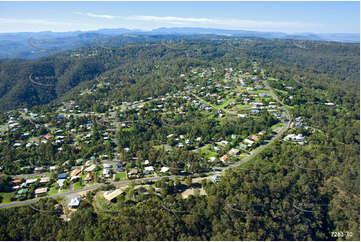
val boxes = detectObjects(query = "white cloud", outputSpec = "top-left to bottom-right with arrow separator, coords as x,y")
86,13 -> 117,20
75,12 -> 118,19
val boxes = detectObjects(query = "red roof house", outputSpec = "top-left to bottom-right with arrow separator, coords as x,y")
220,155 -> 229,162
84,173 -> 93,181
43,134 -> 53,139
249,135 -> 260,141
71,168 -> 81,177
12,179 -> 22,184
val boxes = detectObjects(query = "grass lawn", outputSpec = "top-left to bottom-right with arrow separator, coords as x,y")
48,185 -> 59,196
197,145 -> 218,159
0,191 -> 16,205
274,89 -> 289,95
73,181 -> 84,190
216,98 -> 237,109
250,89 -> 270,94
152,145 -> 164,150
233,103 -> 251,110
284,105 -> 295,110
115,172 -> 127,180
95,192 -> 121,213
96,170 -> 103,178
59,188 -> 68,193
238,153 -> 249,159
121,127 -> 134,132
271,122 -> 284,131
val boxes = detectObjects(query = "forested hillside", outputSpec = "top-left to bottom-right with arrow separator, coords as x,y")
0,37 -> 359,112
0,36 -> 359,240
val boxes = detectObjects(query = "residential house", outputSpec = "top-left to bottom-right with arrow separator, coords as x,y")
25,178 -> 37,185
258,130 -> 267,135
49,166 -> 58,171
114,162 -> 123,172
219,140 -> 229,146
12,179 -> 22,184
181,188 -> 207,199
84,173 -> 93,182
228,148 -> 240,156
103,169 -> 111,178
58,173 -> 67,179
144,166 -> 154,172
70,169 -> 81,177
68,197 -> 81,208
212,175 -> 221,183
220,155 -> 229,163
129,168 -> 139,176
251,109 -> 260,114
40,177 -> 51,183
273,113 -> 281,118
239,144 -> 248,149
57,179 -> 66,188
249,135 -> 260,141
34,187 -> 48,197
103,189 -> 124,202
43,134 -> 53,140
284,134 -> 305,144
84,164 -> 96,172
243,138 -> 254,145
160,167 -> 170,173
295,121 -> 303,127
209,157 -> 217,162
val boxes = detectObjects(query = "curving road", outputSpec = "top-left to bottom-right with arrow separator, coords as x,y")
222,76 -> 291,171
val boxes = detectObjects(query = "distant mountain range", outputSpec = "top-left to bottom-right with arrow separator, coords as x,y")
0,27 -> 359,59
148,28 -> 360,43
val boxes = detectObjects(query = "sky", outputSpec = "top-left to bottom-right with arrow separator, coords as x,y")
0,1 -> 359,34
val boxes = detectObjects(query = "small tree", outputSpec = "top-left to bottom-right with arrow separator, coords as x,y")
185,176 -> 192,187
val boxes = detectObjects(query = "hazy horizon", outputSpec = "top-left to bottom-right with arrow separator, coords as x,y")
0,1 -> 359,34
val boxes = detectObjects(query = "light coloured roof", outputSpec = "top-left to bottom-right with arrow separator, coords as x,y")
40,177 -> 50,183
26,178 -> 37,184
84,164 -> 96,172
57,179 -> 65,187
160,167 -> 170,173
68,197 -> 81,207
103,189 -> 124,201
35,187 -> 48,194
144,166 -> 154,171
